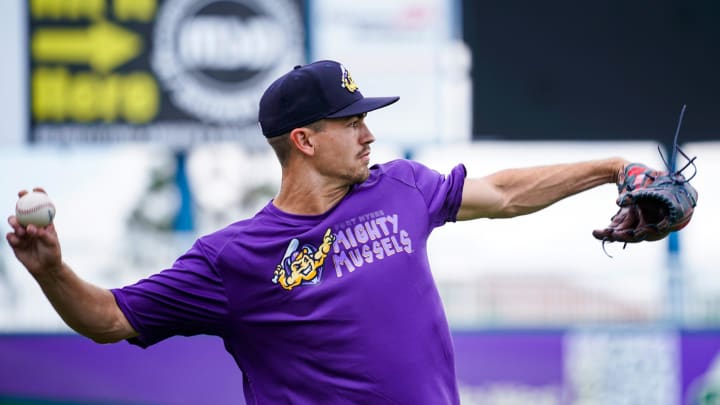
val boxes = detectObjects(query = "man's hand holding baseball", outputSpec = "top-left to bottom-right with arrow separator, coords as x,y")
6,189 -> 63,281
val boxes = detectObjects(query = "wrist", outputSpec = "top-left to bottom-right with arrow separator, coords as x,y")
610,157 -> 629,185
32,262 -> 67,284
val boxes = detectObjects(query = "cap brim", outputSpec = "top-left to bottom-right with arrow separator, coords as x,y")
326,96 -> 400,119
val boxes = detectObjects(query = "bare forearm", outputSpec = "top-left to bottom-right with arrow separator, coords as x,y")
459,157 -> 627,219
33,262 -> 136,343
489,157 -> 626,217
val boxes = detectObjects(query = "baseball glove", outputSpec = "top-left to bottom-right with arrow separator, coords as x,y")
594,104 -> 698,255
592,162 -> 698,246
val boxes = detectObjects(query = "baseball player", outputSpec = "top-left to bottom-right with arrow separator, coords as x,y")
6,60 -> 694,404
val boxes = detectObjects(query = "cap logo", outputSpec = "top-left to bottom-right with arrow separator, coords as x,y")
340,64 -> 359,93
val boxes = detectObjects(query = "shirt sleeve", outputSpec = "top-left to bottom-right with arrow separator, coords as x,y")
407,160 -> 467,228
111,239 -> 229,348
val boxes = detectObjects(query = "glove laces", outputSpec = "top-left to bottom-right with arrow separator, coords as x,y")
657,104 -> 698,182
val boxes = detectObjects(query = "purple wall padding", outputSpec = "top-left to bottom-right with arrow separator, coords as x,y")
0,334 -> 244,405
2,330 -> 720,404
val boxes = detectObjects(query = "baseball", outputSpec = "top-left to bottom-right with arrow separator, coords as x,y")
15,191 -> 56,227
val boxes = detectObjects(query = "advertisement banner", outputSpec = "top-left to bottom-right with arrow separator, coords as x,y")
28,0 -> 306,148
3,330 -> 719,405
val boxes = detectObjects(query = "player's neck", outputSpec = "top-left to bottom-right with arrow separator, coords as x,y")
273,172 -> 351,216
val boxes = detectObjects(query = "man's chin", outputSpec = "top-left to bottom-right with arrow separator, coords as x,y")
351,168 -> 370,184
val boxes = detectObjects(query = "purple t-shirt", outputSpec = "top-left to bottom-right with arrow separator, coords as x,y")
112,159 -> 467,405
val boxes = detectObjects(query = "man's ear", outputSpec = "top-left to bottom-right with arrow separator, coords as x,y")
289,128 -> 315,156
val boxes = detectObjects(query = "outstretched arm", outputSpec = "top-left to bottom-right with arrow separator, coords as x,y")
6,190 -> 137,343
457,157 -> 628,220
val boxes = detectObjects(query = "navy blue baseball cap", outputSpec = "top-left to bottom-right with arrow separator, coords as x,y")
258,60 -> 400,138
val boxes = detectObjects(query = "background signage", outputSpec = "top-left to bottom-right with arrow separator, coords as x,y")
29,0 -> 306,148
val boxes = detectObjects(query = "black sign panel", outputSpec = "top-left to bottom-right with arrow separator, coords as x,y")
462,0 -> 720,145
29,0 -> 306,148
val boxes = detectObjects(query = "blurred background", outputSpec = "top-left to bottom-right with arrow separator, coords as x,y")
1,0 -> 718,404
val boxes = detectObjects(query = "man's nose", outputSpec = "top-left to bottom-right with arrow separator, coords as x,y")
361,125 -> 375,144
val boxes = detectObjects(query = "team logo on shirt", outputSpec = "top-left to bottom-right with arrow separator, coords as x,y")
271,229 -> 336,291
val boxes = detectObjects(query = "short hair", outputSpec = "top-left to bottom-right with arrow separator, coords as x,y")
268,133 -> 291,167
305,120 -> 326,133
267,120 -> 326,166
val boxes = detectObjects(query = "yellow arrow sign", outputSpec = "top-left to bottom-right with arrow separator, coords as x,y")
32,21 -> 142,73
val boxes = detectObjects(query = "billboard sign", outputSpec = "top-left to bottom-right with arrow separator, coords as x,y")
29,0 -> 305,148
